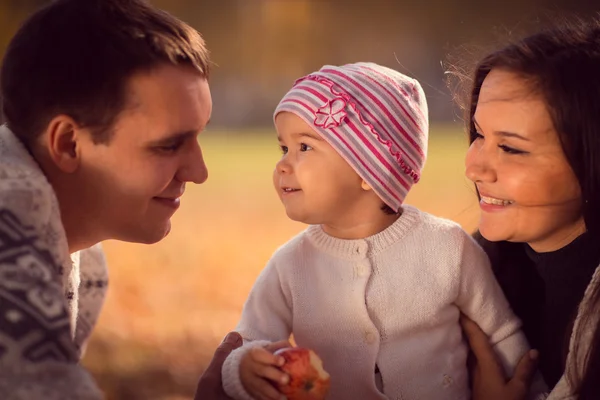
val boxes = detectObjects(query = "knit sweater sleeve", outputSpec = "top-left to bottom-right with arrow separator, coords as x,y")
222,254 -> 294,400
454,231 -> 548,397
0,178 -> 103,400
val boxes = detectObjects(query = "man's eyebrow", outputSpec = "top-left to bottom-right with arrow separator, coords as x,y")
148,130 -> 199,145
473,118 -> 530,141
148,120 -> 210,145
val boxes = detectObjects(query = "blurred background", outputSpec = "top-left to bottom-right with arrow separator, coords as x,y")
0,1 -> 598,399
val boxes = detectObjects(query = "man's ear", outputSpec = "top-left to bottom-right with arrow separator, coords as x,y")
361,179 -> 373,191
44,115 -> 82,173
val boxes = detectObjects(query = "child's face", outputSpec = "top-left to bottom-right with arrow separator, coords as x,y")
273,112 -> 368,226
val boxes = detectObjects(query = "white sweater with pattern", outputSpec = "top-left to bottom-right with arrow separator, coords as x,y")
0,125 -> 108,399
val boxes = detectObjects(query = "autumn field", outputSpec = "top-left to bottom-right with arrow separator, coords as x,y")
82,124 -> 481,400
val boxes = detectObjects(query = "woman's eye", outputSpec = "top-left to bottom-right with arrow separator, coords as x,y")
472,131 -> 484,141
472,130 -> 527,155
499,145 -> 526,155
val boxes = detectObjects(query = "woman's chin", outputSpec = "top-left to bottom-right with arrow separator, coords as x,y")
478,220 -> 511,243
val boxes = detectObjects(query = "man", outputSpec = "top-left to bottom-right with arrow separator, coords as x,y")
0,0 -> 240,398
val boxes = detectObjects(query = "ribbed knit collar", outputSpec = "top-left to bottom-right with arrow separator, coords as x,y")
305,204 -> 421,259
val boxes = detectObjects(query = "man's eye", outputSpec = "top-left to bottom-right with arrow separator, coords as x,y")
157,142 -> 183,153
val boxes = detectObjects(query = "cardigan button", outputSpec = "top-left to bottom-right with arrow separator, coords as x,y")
354,242 -> 368,256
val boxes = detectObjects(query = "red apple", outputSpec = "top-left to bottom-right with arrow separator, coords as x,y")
274,347 -> 331,400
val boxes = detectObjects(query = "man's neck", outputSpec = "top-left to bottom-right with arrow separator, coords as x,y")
62,216 -> 98,254
31,145 -> 99,254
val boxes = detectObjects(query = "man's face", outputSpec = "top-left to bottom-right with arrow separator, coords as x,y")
76,64 -> 212,244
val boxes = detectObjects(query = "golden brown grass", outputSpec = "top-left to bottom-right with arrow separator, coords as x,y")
82,125 -> 481,399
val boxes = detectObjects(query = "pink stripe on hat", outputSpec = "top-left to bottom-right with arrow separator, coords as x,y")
274,62 -> 429,212
320,67 -> 426,158
278,97 -> 403,203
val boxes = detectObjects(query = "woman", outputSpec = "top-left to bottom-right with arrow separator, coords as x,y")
458,17 -> 600,400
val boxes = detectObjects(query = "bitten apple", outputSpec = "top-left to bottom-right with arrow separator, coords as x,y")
274,347 -> 330,400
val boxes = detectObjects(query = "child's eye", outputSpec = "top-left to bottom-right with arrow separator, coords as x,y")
280,145 -> 288,154
300,143 -> 313,151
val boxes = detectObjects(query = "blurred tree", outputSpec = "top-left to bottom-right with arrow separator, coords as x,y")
1,0 -> 599,127
0,1 -> 40,59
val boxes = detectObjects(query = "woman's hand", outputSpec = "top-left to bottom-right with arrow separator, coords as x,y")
461,314 -> 539,400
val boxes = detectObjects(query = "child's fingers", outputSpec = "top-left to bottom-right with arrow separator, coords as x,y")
255,381 -> 286,400
246,376 -> 286,400
250,347 -> 285,367
255,364 -> 289,387
264,340 -> 292,354
241,358 -> 286,400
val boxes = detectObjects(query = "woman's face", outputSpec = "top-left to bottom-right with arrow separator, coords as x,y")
465,68 -> 585,252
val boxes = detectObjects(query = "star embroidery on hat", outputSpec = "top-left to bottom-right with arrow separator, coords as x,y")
314,97 -> 347,128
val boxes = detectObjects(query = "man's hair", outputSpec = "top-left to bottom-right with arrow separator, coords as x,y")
0,0 -> 210,145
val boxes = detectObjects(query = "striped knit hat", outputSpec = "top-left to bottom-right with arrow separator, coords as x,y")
274,62 -> 429,212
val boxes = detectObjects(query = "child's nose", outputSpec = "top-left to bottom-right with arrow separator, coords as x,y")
276,157 -> 292,174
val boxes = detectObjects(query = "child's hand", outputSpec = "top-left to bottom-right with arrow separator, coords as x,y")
240,340 -> 291,400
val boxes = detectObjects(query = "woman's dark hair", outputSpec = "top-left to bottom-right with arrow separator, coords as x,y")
451,16 -> 600,398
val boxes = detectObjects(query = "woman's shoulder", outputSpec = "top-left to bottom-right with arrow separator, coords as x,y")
549,264 -> 600,399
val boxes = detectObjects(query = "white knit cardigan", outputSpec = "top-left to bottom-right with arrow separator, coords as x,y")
223,206 -> 547,399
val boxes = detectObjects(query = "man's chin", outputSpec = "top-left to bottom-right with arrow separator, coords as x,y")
118,221 -> 172,244
149,221 -> 172,243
